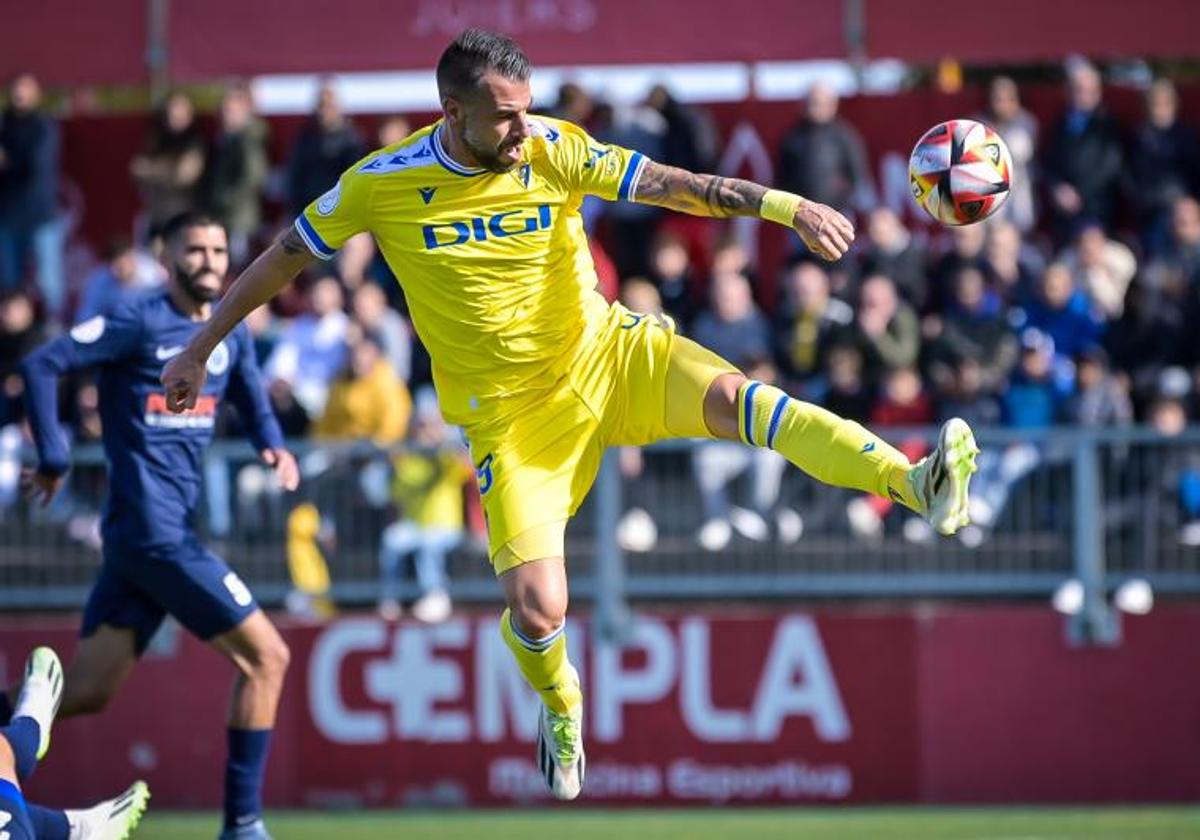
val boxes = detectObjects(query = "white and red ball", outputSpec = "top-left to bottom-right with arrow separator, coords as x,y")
909,119 -> 1012,226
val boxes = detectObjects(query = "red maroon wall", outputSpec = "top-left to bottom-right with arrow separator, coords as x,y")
5,604 -> 1199,809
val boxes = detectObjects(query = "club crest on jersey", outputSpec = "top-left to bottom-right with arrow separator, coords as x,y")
69,315 -> 106,344
418,186 -> 437,204
422,204 -> 553,250
206,340 -> 230,375
519,163 -> 531,188
316,182 -> 342,216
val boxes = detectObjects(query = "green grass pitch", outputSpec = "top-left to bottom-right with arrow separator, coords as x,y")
141,807 -> 1200,839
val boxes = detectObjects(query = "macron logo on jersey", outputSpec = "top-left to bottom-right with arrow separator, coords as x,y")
422,204 -> 553,250
418,187 -> 437,204
584,145 -> 610,169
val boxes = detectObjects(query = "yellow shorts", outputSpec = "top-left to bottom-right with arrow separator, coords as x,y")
465,303 -> 737,574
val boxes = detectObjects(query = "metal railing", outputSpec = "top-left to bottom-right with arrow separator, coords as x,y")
4,427 -> 1200,641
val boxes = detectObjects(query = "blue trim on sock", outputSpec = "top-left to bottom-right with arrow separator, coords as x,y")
508,613 -> 564,652
27,803 -> 68,840
741,381 -> 761,446
2,717 -> 40,782
766,394 -> 789,450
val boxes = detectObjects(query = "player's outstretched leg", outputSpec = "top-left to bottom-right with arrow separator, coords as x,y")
498,557 -> 584,800
714,376 -> 979,536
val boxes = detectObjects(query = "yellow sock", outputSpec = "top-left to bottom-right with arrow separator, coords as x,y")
736,380 -> 921,511
499,608 -> 582,715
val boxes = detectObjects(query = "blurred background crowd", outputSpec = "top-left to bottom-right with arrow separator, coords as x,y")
4,56 -> 1200,612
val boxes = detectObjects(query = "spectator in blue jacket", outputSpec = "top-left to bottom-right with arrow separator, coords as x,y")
1017,262 -> 1105,368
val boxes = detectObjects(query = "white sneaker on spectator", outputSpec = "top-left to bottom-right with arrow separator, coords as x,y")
377,598 -> 402,621
968,497 -> 996,530
617,507 -> 658,553
902,517 -> 934,544
730,507 -> 769,541
776,508 -> 804,544
1180,521 -> 1200,547
412,589 -> 452,623
846,497 -> 884,540
697,518 -> 732,552
958,524 -> 986,549
284,590 -> 318,619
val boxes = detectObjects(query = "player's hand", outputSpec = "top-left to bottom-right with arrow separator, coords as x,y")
21,467 -> 64,507
161,350 -> 208,412
261,448 -> 300,491
794,201 -> 855,261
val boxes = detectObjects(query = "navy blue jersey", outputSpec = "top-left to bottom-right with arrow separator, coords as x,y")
22,291 -> 284,549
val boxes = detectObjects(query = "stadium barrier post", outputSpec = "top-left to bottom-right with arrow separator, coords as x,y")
594,450 -> 630,644
1068,433 -> 1121,646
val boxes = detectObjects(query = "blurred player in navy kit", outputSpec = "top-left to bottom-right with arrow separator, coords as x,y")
12,212 -> 297,840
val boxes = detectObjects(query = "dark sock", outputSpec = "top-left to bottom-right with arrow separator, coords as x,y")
1,717 -> 40,782
26,803 -> 70,840
0,692 -> 13,725
224,728 -> 272,830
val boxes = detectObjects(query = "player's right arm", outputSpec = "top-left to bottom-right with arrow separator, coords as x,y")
20,308 -> 142,504
163,168 -> 372,412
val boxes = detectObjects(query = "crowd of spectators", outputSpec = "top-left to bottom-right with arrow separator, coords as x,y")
4,57 -> 1200,569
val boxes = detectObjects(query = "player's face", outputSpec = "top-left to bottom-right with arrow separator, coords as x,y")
447,73 -> 533,173
169,224 -> 228,303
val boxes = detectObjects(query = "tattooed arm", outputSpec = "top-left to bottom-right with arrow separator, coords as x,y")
161,226 -> 314,411
632,159 -> 855,260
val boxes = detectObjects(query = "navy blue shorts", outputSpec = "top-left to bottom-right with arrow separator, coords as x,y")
82,536 -> 259,654
0,780 -> 34,839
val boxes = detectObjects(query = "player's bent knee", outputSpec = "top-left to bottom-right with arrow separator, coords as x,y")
251,638 -> 291,684
510,592 -> 568,639
501,555 -> 569,639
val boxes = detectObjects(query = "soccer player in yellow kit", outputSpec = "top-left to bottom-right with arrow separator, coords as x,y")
163,29 -> 979,801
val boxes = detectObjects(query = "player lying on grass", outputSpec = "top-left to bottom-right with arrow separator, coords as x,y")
161,29 -> 979,802
0,646 -> 149,840
16,213 -> 297,839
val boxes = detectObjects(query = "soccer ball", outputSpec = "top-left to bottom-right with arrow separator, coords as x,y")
908,119 -> 1012,226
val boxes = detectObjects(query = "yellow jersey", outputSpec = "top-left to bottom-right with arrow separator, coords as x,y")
312,358 -> 412,445
391,449 -> 474,530
296,117 -> 647,426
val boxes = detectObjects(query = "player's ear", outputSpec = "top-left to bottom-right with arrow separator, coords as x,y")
443,95 -> 464,126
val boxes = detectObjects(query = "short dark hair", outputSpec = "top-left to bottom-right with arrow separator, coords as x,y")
158,211 -> 226,244
436,29 -> 530,102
